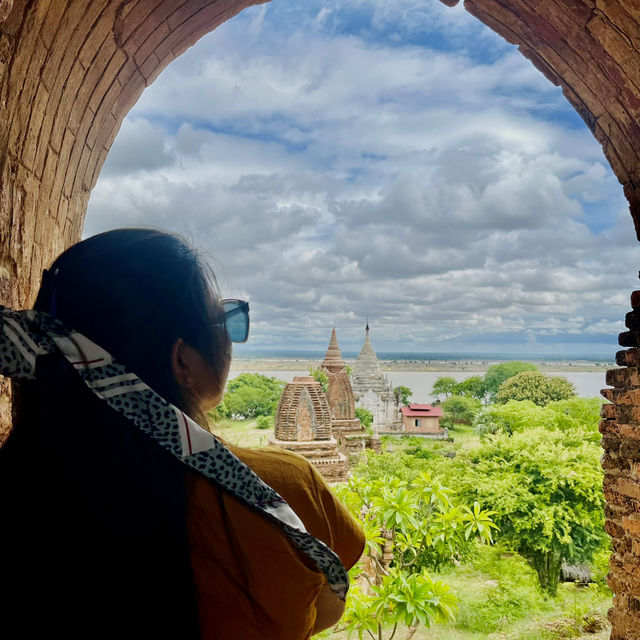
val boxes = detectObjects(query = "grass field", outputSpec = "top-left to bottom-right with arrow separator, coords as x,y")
209,417 -> 271,448
325,552 -> 611,640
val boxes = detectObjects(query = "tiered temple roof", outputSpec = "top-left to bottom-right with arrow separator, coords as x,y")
321,329 -> 365,446
322,328 -> 346,374
351,324 -> 394,396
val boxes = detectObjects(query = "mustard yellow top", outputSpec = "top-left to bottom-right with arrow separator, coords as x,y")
186,445 -> 365,640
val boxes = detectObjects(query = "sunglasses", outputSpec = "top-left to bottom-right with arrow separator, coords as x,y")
213,299 -> 250,343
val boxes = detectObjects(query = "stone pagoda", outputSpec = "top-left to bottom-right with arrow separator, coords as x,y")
322,329 -> 379,455
351,323 -> 401,431
270,376 -> 348,482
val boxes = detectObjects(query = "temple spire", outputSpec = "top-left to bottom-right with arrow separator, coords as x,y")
323,328 -> 346,373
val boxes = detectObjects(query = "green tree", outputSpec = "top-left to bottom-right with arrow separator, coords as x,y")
222,373 -> 285,419
474,397 -> 601,440
473,400 -> 553,437
441,395 -> 481,428
483,361 -> 538,401
431,377 -> 458,401
355,407 -> 374,429
455,428 -> 605,595
393,385 -> 413,406
335,470 -> 496,639
496,371 -> 576,406
309,366 -> 329,393
546,397 -> 602,442
455,375 -> 486,400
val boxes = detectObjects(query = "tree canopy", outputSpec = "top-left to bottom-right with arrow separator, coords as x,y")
441,395 -> 481,428
393,385 -> 413,406
455,375 -> 486,400
431,377 -> 458,400
222,373 -> 286,419
454,427 -> 605,595
496,371 -> 576,406
483,361 -> 538,400
336,460 -> 496,639
474,397 -> 601,440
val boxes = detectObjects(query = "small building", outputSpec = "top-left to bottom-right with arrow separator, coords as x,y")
400,403 -> 445,436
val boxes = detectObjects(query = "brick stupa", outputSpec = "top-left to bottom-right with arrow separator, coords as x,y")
322,329 -> 378,455
270,376 -> 348,482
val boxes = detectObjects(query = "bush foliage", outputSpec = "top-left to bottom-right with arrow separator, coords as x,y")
221,373 -> 285,419
496,371 -> 576,406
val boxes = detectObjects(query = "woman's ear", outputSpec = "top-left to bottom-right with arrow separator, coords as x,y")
171,338 -> 196,390
170,338 -> 225,412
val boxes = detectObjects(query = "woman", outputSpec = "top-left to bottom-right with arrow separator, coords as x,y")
0,229 -> 364,639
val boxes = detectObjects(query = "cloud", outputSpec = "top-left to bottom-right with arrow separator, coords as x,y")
100,117 -> 174,176
84,1 -> 636,354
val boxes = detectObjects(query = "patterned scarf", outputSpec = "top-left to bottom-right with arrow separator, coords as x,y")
0,306 -> 348,600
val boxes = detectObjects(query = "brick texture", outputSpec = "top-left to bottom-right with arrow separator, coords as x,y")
0,0 -> 640,632
598,288 -> 640,639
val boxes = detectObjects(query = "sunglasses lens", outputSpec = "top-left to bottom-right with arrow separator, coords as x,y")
222,300 -> 249,343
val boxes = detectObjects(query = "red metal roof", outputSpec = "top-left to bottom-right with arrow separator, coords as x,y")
401,403 -> 443,418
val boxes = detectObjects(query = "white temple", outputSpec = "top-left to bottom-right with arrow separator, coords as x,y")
351,323 -> 401,431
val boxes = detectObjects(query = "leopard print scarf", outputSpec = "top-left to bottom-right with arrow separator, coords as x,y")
0,306 -> 348,599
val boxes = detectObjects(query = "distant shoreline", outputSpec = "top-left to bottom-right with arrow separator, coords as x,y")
230,357 -> 615,374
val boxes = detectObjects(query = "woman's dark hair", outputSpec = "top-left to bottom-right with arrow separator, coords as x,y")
33,228 -> 230,418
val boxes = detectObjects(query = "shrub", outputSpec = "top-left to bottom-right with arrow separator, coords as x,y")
255,415 -> 273,430
496,371 -> 576,406
453,545 -> 548,633
355,407 -> 373,429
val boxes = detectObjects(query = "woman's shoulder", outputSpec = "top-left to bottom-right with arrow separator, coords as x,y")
228,444 -> 316,481
226,444 -> 365,569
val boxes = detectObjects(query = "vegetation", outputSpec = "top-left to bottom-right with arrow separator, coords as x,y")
431,377 -> 458,401
310,366 -> 330,392
482,361 -> 539,401
355,407 -> 374,429
220,373 -> 285,419
473,397 -> 601,439
431,362 -> 540,405
440,395 -> 481,429
496,371 -> 576,405
394,385 -> 413,406
454,376 -> 485,400
213,363 -> 610,638
208,417 -> 271,448
335,469 -> 496,639
457,428 -> 605,595
255,414 -> 274,430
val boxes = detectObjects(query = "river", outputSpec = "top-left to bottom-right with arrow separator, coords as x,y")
227,369 -> 608,401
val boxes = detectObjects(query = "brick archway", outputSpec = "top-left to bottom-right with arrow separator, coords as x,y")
1,1 -> 639,637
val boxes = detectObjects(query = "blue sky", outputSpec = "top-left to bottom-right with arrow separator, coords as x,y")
85,0 -> 637,358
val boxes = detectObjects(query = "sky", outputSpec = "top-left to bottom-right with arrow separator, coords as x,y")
84,0 -> 638,358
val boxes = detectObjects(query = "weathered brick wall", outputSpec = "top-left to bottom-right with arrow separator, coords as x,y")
602,295 -> 640,639
1,0 -> 640,634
